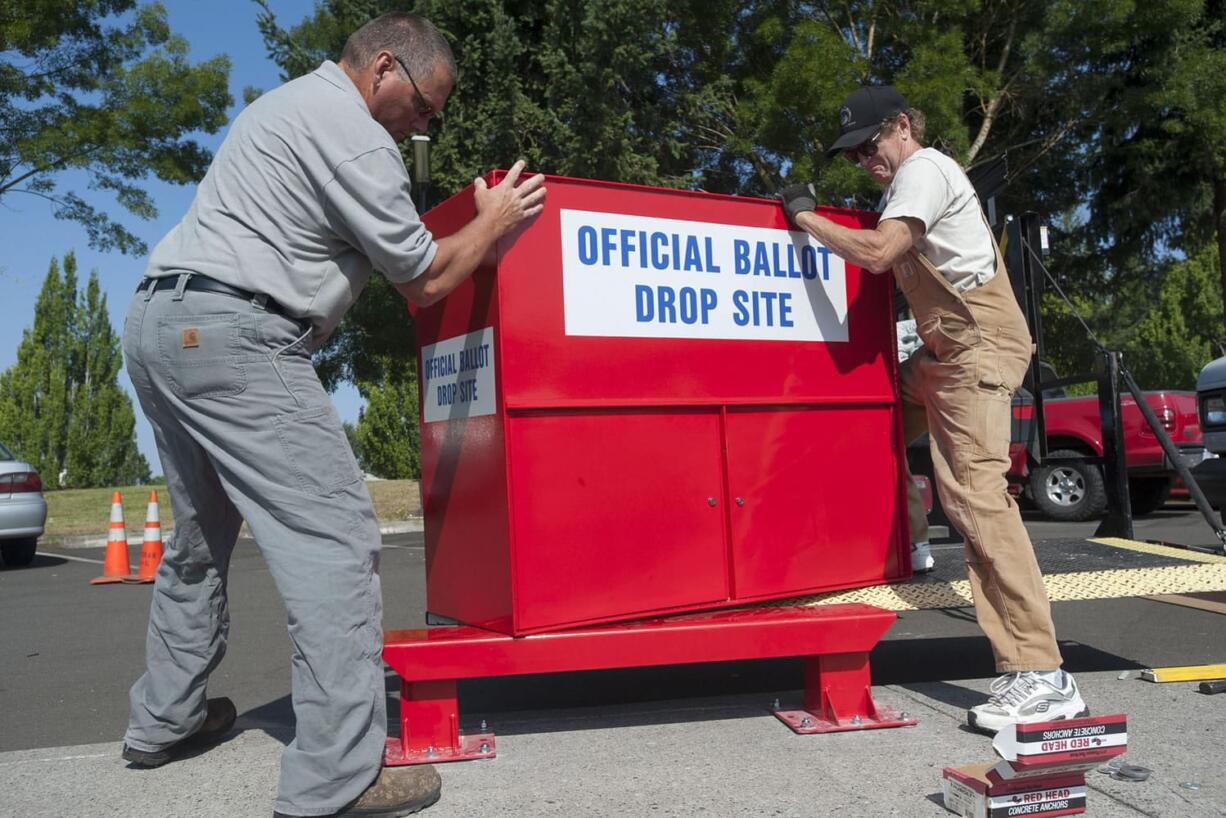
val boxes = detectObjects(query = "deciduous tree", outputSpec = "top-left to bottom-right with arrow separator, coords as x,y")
0,0 -> 232,254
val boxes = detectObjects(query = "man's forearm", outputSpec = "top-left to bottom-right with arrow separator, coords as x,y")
794,212 -> 901,274
396,215 -> 499,307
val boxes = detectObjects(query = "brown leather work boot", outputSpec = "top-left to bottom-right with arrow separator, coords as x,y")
122,697 -> 237,767
273,765 -> 441,818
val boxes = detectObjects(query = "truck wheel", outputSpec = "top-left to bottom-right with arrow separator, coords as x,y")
0,537 -> 37,568
1128,478 -> 1171,516
1028,449 -> 1107,522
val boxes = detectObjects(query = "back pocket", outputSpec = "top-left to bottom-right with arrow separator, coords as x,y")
157,314 -> 247,399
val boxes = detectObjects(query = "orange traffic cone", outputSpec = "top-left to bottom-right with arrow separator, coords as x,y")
126,490 -> 164,584
91,491 -> 131,585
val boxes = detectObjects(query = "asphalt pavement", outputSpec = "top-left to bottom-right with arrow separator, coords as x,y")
1,504 -> 1224,816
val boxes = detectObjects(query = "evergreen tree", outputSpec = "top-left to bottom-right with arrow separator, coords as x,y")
0,253 -> 150,486
0,255 -> 77,478
253,0 -> 733,472
249,0 -> 1226,471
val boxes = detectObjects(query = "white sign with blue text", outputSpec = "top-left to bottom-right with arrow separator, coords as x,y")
420,327 -> 496,424
560,209 -> 849,342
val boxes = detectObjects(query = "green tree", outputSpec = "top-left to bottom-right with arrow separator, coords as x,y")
343,420 -> 364,469
0,253 -> 150,486
1030,236 -> 1223,393
252,0 -> 1226,462
0,255 -> 77,478
355,360 -> 421,479
257,0 -> 715,191
1114,243 -> 1225,390
0,1 -> 232,254
254,0 -> 740,472
1006,0 -> 1226,292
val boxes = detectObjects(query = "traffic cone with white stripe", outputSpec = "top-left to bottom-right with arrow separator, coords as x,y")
91,491 -> 130,585
125,489 -> 163,584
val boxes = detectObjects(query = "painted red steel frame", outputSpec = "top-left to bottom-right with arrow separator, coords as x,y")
382,603 -> 916,765
391,174 -> 916,764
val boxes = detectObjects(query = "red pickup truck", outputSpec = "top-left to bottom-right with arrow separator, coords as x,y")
1009,390 -> 1206,521
909,388 -> 1205,523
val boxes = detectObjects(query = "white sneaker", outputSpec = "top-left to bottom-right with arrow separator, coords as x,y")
968,671 -> 1089,734
911,541 -> 934,574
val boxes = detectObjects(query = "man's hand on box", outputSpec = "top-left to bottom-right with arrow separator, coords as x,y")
474,159 -> 547,238
777,183 -> 817,229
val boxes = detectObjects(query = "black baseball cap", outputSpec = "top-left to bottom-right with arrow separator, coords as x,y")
825,86 -> 908,157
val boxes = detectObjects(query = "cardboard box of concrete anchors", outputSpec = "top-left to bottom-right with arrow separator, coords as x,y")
942,764 -> 1087,818
942,715 -> 1127,817
991,714 -> 1127,780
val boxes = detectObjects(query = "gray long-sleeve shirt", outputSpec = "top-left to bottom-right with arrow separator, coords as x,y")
145,60 -> 438,349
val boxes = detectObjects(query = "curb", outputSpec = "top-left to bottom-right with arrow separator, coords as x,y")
46,517 -> 424,550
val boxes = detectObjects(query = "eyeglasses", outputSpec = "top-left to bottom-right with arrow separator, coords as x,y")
392,55 -> 436,118
844,128 -> 883,163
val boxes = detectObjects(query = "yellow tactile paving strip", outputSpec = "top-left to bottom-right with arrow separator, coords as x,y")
1087,537 -> 1226,564
785,538 -> 1226,612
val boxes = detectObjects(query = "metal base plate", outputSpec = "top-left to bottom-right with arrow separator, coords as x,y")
383,733 -> 496,766
772,707 -> 918,734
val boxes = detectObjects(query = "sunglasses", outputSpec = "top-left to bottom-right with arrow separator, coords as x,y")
844,128 -> 883,163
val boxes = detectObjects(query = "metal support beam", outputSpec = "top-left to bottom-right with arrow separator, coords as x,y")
1094,351 -> 1133,538
382,604 -> 914,765
1005,213 -> 1048,464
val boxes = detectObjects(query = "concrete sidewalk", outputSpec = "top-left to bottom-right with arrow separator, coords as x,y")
1,671 -> 1220,817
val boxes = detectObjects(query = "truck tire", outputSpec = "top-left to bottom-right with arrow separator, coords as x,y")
1128,477 -> 1171,516
0,537 -> 37,568
1028,449 -> 1107,522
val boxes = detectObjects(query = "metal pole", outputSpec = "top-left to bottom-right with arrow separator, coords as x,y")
1094,350 -> 1133,539
1004,214 -> 1047,465
411,134 -> 431,213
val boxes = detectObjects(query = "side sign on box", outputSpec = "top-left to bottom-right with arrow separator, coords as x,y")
420,328 -> 496,423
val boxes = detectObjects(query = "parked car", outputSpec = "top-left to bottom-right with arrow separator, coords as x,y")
910,380 -> 1205,523
1008,388 -> 1204,521
0,443 -> 46,567
1190,355 -> 1226,507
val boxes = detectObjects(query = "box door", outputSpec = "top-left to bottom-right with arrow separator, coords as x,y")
508,409 -> 729,632
725,406 -> 906,600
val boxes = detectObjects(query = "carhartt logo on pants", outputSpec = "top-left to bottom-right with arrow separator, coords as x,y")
181,328 -> 199,348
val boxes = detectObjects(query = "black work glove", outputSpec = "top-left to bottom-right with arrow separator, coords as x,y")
777,183 -> 817,228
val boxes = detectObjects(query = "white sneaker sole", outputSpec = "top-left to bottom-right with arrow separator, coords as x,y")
967,704 -> 1090,735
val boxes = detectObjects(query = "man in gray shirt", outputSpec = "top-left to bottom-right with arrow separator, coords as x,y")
118,13 -> 545,818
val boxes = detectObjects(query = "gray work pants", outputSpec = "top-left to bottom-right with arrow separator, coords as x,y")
121,276 -> 385,816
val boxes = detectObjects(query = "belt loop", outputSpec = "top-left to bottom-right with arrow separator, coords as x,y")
251,293 -> 269,312
142,278 -> 155,302
172,273 -> 192,302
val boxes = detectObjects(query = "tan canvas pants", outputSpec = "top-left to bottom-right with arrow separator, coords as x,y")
896,237 -> 1063,672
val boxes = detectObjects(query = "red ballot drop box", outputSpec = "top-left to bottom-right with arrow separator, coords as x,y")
410,173 -> 909,636
383,173 -> 916,765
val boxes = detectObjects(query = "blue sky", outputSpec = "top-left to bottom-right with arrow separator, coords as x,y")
0,1 -> 366,478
